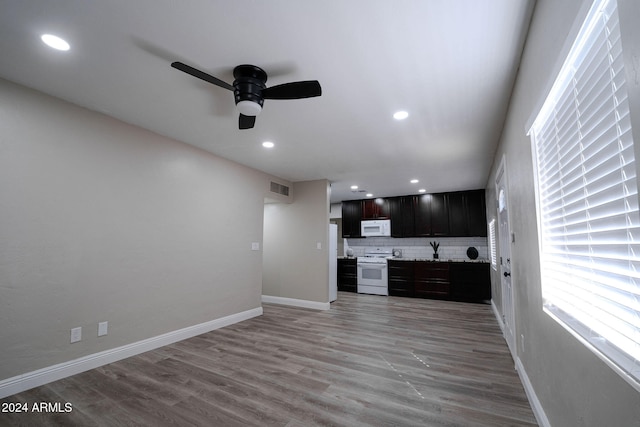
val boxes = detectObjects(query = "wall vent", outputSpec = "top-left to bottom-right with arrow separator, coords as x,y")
270,181 -> 290,196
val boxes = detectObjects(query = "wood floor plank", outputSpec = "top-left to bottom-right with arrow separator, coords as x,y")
1,292 -> 537,426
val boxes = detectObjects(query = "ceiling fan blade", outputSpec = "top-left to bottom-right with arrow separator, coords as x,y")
171,62 -> 235,91
239,114 -> 256,130
262,81 -> 322,100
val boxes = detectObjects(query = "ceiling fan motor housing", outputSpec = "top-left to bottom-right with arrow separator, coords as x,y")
233,65 -> 267,115
171,60 -> 321,128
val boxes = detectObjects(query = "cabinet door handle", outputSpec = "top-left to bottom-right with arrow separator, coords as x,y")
504,271 -> 511,277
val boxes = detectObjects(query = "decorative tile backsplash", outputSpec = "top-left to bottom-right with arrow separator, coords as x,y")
345,236 -> 488,261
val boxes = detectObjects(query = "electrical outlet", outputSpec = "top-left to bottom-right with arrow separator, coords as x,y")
98,321 -> 108,337
316,242 -> 322,250
70,327 -> 82,343
251,242 -> 260,251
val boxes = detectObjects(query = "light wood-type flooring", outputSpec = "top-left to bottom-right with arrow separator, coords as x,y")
1,292 -> 537,426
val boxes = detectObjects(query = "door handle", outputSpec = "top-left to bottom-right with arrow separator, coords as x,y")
358,264 -> 386,270
504,272 -> 511,277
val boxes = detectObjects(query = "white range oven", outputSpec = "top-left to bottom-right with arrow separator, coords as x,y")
357,247 -> 394,295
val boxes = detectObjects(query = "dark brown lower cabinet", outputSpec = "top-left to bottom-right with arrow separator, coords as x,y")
414,262 -> 450,299
337,258 -> 357,293
387,260 -> 491,303
449,262 -> 491,302
388,260 -> 414,297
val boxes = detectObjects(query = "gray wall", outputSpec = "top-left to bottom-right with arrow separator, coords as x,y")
263,180 -> 330,303
0,78 -> 289,380
487,0 -> 640,425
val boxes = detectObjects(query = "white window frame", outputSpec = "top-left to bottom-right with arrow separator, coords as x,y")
528,0 -> 640,391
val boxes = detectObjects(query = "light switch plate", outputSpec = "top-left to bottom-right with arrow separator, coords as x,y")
98,321 -> 108,337
251,242 -> 260,251
70,327 -> 82,343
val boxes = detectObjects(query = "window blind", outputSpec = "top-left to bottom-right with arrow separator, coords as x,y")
529,0 -> 640,388
489,218 -> 497,270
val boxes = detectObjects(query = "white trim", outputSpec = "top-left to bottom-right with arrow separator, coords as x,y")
262,295 -> 330,311
524,0 -> 596,132
491,299 -> 505,334
545,307 -> 640,393
495,155 -> 517,358
515,357 -> 551,427
488,299 -> 551,427
0,307 -> 263,399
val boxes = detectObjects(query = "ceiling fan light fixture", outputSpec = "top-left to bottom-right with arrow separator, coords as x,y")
236,100 -> 262,117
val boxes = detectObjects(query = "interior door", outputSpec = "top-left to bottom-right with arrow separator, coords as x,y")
496,158 -> 516,357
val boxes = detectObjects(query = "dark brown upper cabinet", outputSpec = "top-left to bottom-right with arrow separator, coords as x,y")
415,193 -> 449,237
388,196 -> 416,237
465,190 -> 488,237
430,193 -> 449,236
414,194 -> 432,237
362,198 -> 390,219
342,189 -> 486,238
446,192 -> 467,236
446,190 -> 487,237
341,200 -> 363,238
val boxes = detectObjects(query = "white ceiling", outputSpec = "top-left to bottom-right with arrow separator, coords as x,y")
0,0 -> 534,203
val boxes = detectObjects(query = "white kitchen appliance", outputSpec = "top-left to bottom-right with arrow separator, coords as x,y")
357,247 -> 394,295
329,224 -> 338,302
361,219 -> 391,237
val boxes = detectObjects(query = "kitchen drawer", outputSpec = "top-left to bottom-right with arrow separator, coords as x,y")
414,262 -> 450,298
389,278 -> 414,297
338,258 -> 358,293
414,280 -> 450,297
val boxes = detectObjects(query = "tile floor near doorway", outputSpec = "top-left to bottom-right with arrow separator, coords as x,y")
1,292 -> 537,426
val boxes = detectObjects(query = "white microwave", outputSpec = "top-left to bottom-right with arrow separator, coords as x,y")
361,219 -> 391,237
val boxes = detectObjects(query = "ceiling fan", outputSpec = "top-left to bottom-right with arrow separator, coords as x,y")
171,62 -> 322,129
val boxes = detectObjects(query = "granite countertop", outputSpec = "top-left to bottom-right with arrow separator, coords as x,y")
391,258 -> 489,263
338,256 -> 489,263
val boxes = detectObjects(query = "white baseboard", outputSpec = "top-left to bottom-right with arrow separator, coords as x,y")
262,295 -> 330,311
491,298 -> 505,333
491,299 -> 549,426
515,357 -> 551,427
0,307 -> 263,399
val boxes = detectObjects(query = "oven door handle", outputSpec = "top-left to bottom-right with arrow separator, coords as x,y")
357,263 -> 387,269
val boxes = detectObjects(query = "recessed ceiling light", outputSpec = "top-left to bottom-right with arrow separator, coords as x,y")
262,141 -> 274,148
41,34 -> 70,51
418,189 -> 426,193
393,111 -> 409,120
366,193 -> 373,198
350,185 -> 359,190
410,179 -> 419,184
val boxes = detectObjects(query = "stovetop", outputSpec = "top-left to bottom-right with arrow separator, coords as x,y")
358,247 -> 394,264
